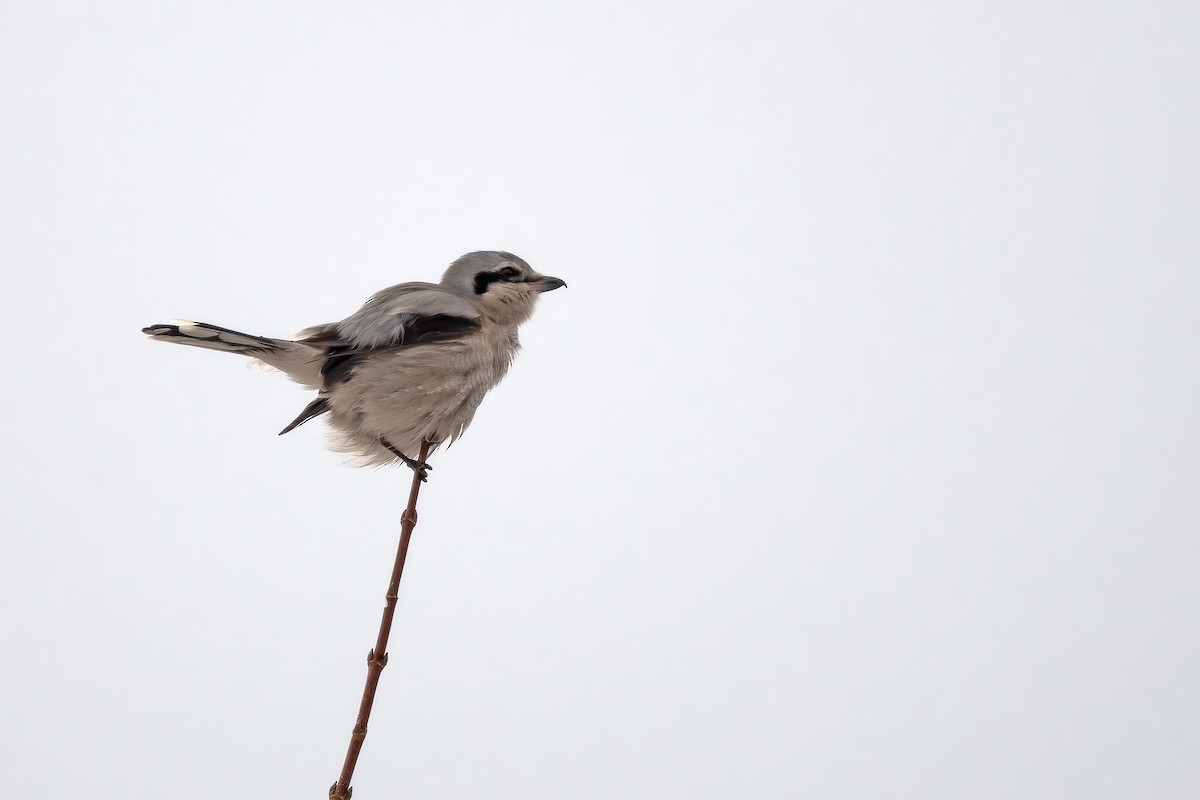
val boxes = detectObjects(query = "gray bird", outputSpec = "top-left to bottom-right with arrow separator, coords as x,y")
143,251 -> 565,479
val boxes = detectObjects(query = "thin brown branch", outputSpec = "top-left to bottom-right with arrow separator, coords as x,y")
329,440 -> 432,800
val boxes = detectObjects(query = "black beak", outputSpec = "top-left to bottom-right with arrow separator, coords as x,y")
530,275 -> 567,292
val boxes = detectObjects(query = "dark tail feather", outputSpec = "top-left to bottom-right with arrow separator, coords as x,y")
279,397 -> 330,435
142,320 -> 284,354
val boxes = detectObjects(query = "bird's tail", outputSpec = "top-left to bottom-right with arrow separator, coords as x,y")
142,320 -> 291,354
142,319 -> 325,389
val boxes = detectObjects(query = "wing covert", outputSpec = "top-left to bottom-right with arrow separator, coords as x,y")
298,284 -> 483,387
331,284 -> 481,349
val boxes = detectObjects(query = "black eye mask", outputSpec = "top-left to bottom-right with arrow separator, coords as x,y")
474,270 -> 515,294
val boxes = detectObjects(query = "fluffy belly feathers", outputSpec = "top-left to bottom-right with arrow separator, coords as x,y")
325,328 -> 517,465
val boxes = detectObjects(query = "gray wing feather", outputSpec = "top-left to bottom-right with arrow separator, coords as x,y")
301,283 -> 481,349
294,283 -> 483,390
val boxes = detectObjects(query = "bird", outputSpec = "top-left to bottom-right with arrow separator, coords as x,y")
143,251 -> 565,479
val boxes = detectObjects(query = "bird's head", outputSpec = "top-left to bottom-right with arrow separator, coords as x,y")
441,251 -> 566,325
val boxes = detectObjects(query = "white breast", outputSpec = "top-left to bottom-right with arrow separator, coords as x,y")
323,322 -> 521,465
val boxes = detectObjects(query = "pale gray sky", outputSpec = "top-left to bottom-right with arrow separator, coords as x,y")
2,1 -> 1198,798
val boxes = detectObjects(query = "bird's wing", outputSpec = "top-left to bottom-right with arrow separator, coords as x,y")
300,283 -> 481,348
297,283 -> 483,386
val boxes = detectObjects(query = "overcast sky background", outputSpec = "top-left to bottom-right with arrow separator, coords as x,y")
2,1 -> 1197,798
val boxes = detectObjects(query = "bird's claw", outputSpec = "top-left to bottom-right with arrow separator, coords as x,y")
377,437 -> 433,481
397,455 -> 432,482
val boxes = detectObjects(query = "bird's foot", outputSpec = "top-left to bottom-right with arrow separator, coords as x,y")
378,437 -> 433,482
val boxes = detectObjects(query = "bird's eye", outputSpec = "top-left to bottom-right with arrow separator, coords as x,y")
499,266 -> 520,279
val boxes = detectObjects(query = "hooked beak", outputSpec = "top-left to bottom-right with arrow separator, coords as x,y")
530,275 -> 567,292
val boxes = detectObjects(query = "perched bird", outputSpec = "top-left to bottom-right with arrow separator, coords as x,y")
143,251 -> 565,479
